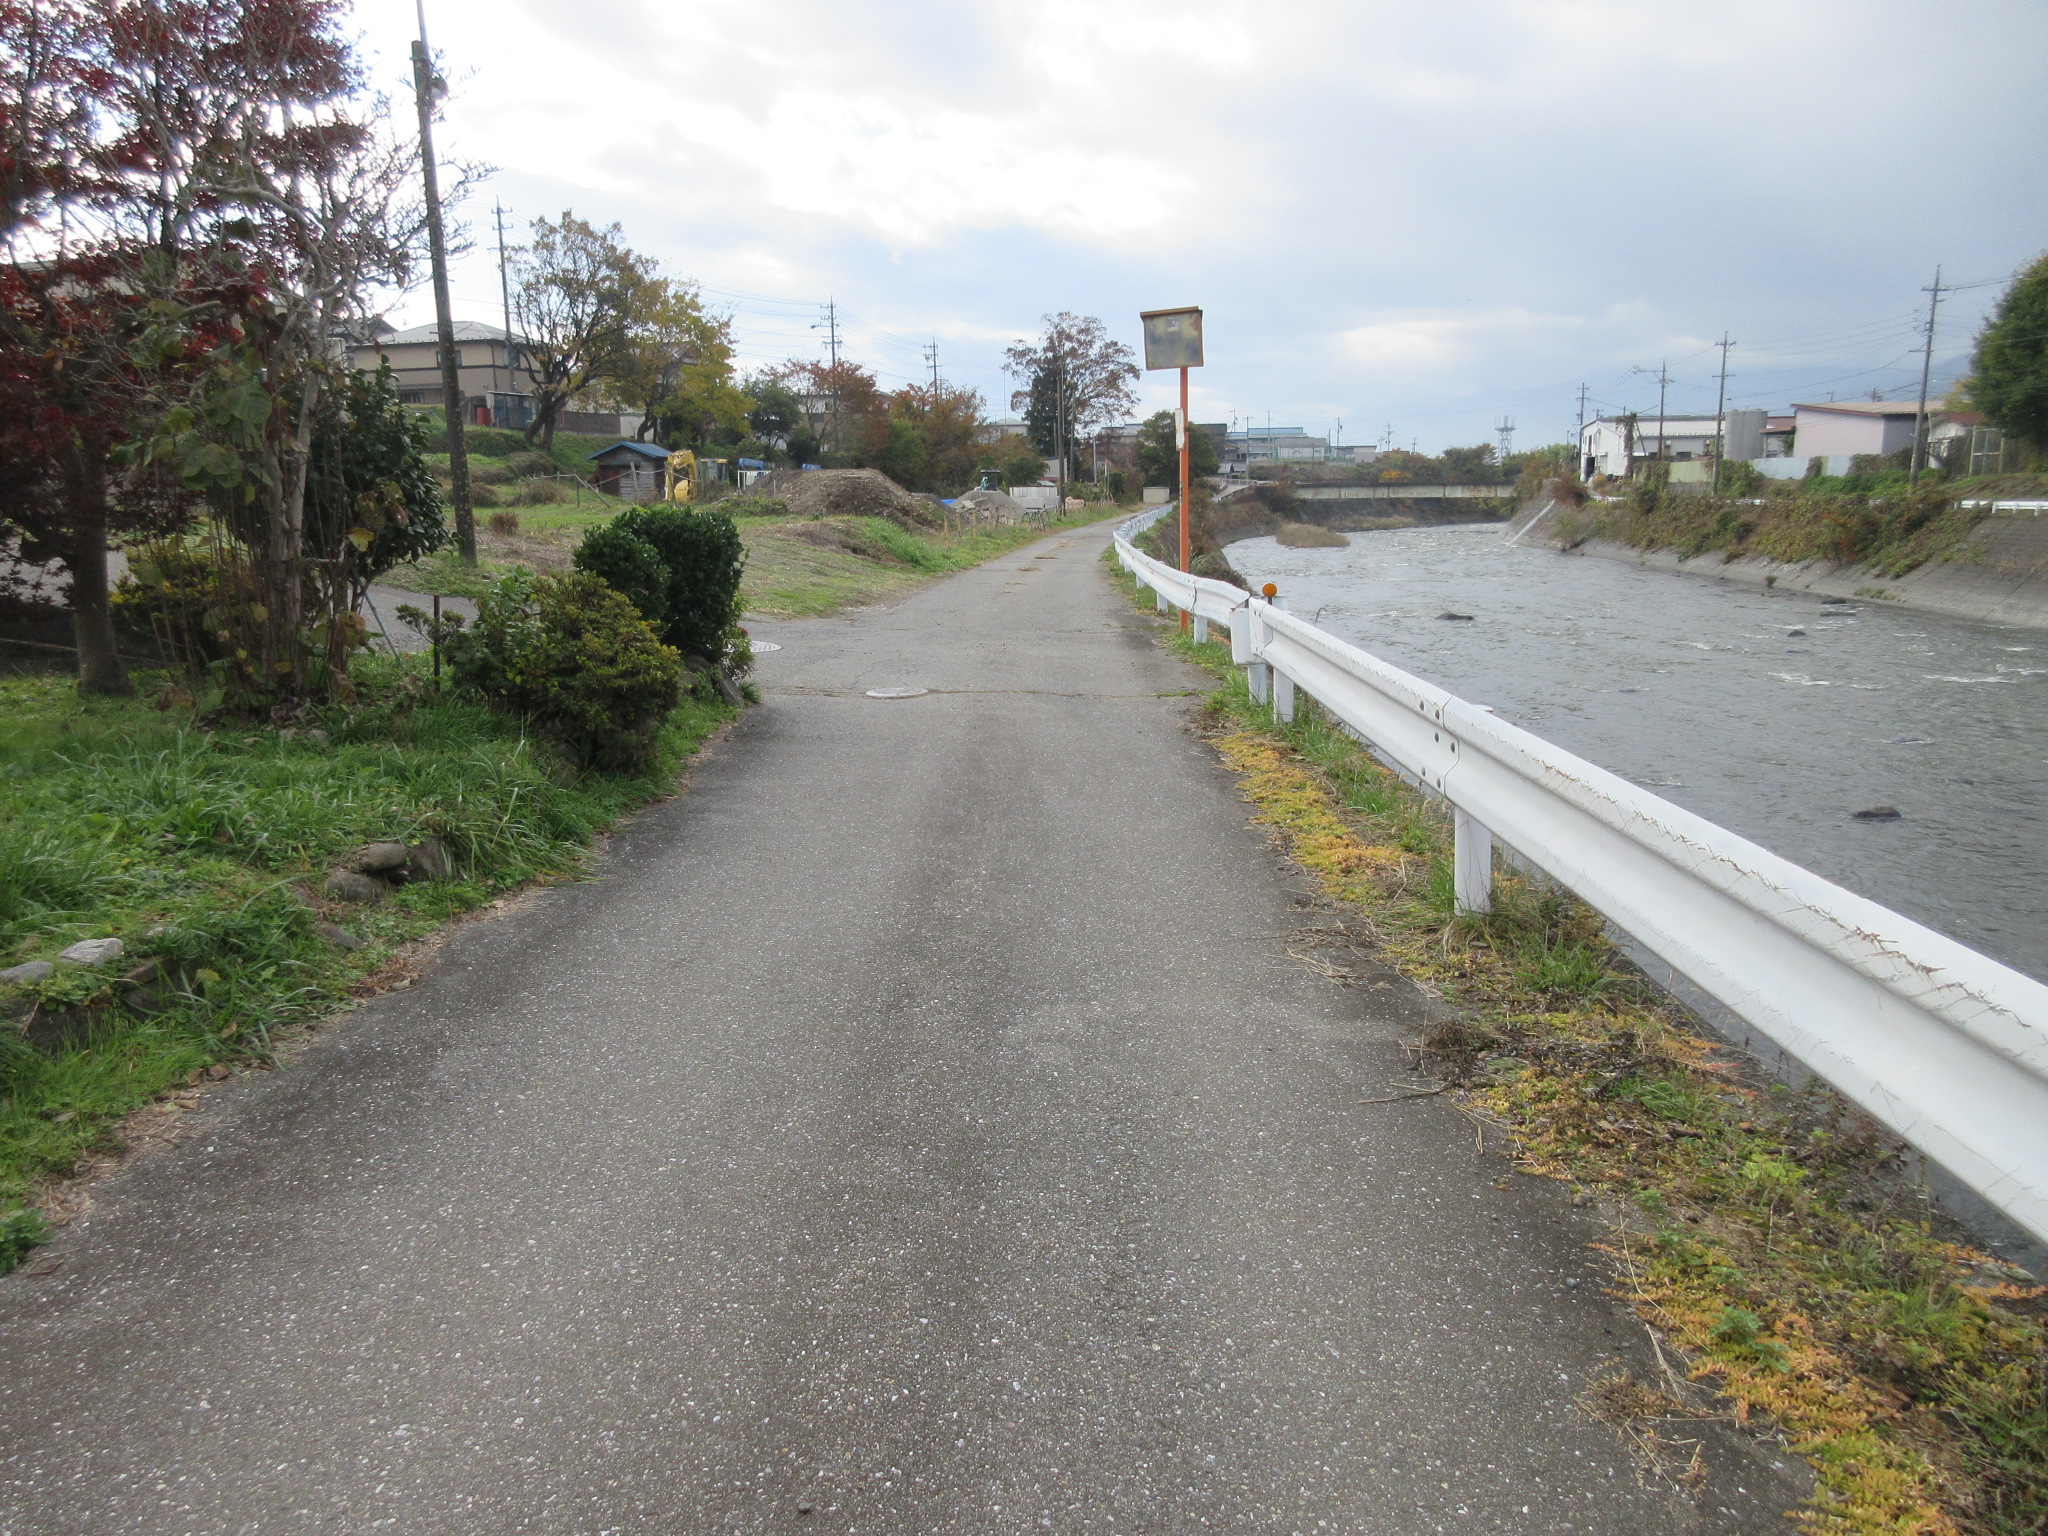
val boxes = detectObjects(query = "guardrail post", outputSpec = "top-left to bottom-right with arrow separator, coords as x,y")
1155,588 -> 1169,613
1270,595 -> 1295,723
1192,615 -> 1209,643
1453,808 -> 1493,915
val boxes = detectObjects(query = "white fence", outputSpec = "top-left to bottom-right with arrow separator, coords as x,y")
1115,508 -> 2048,1249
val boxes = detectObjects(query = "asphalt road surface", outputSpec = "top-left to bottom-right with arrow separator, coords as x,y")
0,519 -> 1808,1534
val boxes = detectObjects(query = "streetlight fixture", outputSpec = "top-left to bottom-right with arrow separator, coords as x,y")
1139,306 -> 1203,632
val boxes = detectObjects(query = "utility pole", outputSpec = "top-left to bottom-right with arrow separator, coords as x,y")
411,3 -> 474,562
1574,383 -> 1589,472
1655,361 -> 1668,463
1631,361 -> 1671,466
815,299 -> 841,368
1911,266 -> 1947,488
923,337 -> 940,389
494,200 -> 515,424
1711,334 -> 1735,493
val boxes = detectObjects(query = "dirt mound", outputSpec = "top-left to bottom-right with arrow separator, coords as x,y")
747,468 -> 938,528
1275,521 -> 1348,548
951,487 -> 1026,524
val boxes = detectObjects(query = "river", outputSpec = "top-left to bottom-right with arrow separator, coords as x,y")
1225,524 -> 2048,983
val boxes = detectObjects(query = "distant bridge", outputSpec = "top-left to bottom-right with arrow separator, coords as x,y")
1220,482 -> 1512,502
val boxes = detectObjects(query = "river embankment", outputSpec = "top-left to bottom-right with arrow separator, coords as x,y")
1506,488 -> 2048,629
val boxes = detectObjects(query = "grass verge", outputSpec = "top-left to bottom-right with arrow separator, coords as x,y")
1554,486 -> 1992,578
0,656 -> 734,1264
385,507 -> 1114,618
1112,561 -> 2048,1535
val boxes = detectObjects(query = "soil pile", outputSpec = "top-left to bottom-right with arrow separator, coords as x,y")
951,487 -> 1027,524
747,468 -> 938,528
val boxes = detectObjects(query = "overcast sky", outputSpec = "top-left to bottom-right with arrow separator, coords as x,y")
358,0 -> 2048,452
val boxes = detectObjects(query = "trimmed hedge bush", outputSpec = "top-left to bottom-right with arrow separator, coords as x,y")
445,571 -> 682,772
573,505 -> 746,668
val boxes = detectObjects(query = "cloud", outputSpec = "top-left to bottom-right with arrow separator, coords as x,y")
361,0 -> 2048,446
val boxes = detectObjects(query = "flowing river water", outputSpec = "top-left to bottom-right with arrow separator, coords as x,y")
1225,524 -> 2048,983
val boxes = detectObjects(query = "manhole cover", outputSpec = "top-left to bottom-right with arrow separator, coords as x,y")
865,686 -> 929,699
749,640 -> 781,653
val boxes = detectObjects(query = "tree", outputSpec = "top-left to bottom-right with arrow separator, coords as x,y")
772,358 -> 887,465
586,274 -> 748,448
512,213 -> 652,448
1439,444 -> 1500,482
1969,252 -> 2048,449
1003,313 -> 1138,479
2,0 -> 427,699
1135,410 -> 1217,487
888,382 -> 985,492
0,0 -> 113,242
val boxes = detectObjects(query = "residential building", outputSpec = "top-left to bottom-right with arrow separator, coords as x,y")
975,417 -> 1031,446
1789,399 -> 1924,458
347,321 -> 535,429
1226,426 -> 1326,462
1579,414 -> 1723,478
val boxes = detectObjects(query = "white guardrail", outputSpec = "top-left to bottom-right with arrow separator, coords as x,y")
1115,507 -> 2048,1248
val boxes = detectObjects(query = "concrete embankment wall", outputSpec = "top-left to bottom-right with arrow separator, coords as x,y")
1506,498 -> 2048,629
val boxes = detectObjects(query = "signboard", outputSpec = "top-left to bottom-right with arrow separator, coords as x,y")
1140,307 -> 1203,371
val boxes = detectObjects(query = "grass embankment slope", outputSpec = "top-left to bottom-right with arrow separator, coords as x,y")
389,486 -> 1109,620
0,656 -> 733,1267
1110,558 -> 2048,1535
1552,473 -> 2048,580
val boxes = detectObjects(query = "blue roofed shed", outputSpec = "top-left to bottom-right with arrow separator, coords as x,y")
587,439 -> 671,501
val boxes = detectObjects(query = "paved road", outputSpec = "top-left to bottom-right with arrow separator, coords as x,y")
0,520 -> 1806,1534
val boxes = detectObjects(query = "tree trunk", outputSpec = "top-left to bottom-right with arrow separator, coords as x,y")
55,439 -> 131,697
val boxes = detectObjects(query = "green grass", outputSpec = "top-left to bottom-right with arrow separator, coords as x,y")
0,658 -> 734,1258
1561,481 -> 1997,578
742,510 -> 1106,617
382,504 -> 1113,616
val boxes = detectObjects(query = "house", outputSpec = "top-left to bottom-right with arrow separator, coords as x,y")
347,320 -> 535,429
1789,399 -> 1925,458
975,417 -> 1031,446
1578,414 -> 1724,478
1226,426 -> 1327,462
586,440 -> 673,502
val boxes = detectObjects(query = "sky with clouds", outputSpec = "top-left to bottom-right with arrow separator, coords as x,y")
356,0 -> 2048,452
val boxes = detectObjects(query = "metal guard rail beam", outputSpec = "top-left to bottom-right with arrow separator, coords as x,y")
1113,518 -> 2048,1247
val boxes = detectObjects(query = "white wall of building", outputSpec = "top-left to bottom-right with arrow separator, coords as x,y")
1791,406 -> 1918,458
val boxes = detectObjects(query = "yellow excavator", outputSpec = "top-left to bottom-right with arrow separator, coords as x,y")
662,449 -> 730,505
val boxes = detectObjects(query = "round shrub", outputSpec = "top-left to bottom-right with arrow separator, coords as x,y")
573,521 -> 669,630
573,505 -> 745,668
447,571 -> 682,773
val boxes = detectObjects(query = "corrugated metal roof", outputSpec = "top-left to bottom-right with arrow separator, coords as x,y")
1791,399 -> 1926,417
587,440 -> 671,461
367,320 -> 529,346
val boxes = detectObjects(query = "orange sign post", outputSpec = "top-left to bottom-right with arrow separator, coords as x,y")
1139,307 -> 1204,634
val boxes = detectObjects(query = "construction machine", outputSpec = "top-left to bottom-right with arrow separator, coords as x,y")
661,449 -> 730,505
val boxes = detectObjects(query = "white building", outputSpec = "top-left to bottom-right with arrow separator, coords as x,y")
1227,427 -> 1330,462
1789,400 -> 1924,458
1578,414 -> 1723,478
